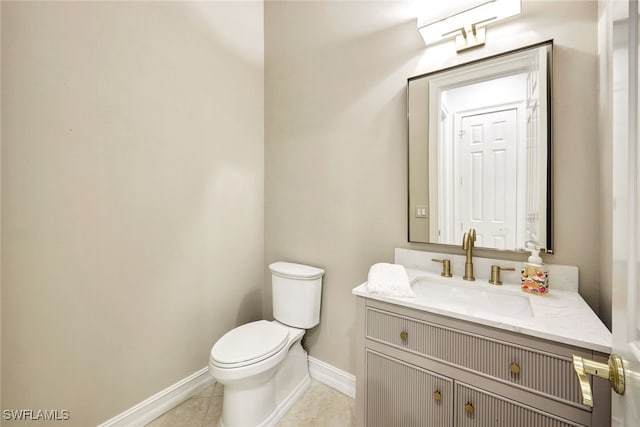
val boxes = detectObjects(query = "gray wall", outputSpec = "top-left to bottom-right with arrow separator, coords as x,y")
1,2 -> 264,425
265,0 -> 601,375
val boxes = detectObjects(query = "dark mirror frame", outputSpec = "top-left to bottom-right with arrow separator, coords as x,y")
407,40 -> 553,254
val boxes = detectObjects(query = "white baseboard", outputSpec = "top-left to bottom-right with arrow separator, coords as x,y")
97,367 -> 213,427
98,357 -> 354,427
308,356 -> 356,399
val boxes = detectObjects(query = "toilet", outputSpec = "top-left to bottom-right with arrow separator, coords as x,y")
208,261 -> 324,427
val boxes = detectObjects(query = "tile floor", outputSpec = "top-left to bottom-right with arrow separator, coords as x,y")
146,379 -> 356,427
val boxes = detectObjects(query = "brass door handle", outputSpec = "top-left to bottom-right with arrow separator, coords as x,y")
432,258 -> 452,277
464,402 -> 474,415
433,390 -> 442,401
400,330 -> 408,343
510,362 -> 521,375
572,354 -> 625,407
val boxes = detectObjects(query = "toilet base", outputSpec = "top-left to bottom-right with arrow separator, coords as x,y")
218,337 -> 310,427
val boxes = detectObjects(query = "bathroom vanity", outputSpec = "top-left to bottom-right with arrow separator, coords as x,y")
353,249 -> 612,427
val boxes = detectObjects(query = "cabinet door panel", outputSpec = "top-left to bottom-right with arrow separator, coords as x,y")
455,382 -> 585,427
366,350 -> 453,427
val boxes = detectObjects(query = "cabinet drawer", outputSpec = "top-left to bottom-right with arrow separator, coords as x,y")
455,382 -> 585,427
366,350 -> 453,427
366,307 -> 584,407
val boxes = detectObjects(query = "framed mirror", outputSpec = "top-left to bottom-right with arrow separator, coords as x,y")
408,41 -> 553,252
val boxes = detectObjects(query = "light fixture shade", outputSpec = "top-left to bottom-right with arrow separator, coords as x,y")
417,0 -> 521,46
420,0 -> 491,26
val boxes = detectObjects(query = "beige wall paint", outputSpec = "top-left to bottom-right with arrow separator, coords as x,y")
265,0 -> 414,374
1,2 -> 264,425
0,0 -> 3,413
265,0 -> 601,375
597,0 -> 613,330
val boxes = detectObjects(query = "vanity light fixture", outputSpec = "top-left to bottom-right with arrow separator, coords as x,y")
417,0 -> 521,52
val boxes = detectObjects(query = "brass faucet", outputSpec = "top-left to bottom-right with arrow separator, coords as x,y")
432,258 -> 452,277
489,265 -> 516,285
462,228 -> 476,281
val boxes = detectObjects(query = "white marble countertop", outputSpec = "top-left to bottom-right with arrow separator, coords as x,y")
353,267 -> 612,354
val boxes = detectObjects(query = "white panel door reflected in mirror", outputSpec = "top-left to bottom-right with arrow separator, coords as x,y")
408,41 -> 552,252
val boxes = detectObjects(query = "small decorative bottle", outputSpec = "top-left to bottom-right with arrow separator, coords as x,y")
521,245 -> 549,295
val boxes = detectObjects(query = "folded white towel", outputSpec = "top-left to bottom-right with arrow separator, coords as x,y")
367,263 -> 415,297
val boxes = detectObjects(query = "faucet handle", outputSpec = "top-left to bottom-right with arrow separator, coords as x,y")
432,258 -> 453,278
489,265 -> 516,285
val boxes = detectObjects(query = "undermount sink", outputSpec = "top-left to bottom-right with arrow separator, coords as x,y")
411,276 -> 533,318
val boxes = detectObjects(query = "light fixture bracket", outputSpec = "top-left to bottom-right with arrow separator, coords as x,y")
455,25 -> 486,52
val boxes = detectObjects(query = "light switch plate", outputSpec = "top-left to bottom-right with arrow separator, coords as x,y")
415,206 -> 427,218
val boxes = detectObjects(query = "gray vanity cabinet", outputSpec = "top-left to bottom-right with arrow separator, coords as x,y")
355,297 -> 611,427
366,350 -> 453,426
455,382 -> 582,427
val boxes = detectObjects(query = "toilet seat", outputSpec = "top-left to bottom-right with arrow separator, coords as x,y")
210,320 -> 289,369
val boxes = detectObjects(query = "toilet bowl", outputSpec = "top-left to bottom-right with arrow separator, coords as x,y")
208,262 -> 324,427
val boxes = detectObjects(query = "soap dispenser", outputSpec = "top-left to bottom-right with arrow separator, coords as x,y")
521,244 -> 549,295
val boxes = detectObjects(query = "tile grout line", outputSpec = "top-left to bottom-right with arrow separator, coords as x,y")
200,394 -> 212,427
200,382 -> 217,427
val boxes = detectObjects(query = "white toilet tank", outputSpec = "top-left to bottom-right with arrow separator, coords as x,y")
269,262 -> 324,329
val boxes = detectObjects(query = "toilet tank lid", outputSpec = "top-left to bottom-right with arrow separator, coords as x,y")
269,262 -> 324,280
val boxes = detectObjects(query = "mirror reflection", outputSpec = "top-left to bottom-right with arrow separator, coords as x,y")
408,42 -> 553,252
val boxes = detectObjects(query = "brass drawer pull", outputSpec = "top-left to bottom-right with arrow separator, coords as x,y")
433,390 -> 442,401
464,402 -> 474,415
510,362 -> 521,375
400,330 -> 408,343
